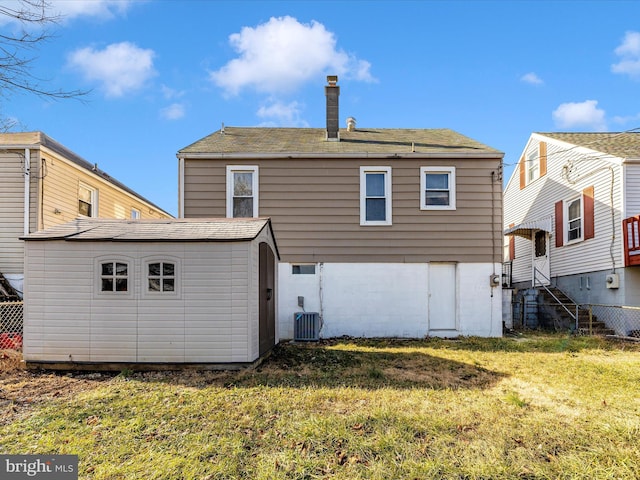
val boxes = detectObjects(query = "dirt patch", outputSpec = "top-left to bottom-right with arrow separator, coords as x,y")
0,350 -> 112,425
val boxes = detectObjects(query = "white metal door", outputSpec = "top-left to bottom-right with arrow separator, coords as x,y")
428,263 -> 457,331
532,230 -> 550,286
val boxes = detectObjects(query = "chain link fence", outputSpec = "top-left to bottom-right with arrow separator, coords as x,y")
580,304 -> 640,338
0,301 -> 23,350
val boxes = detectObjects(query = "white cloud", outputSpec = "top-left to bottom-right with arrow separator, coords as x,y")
520,72 -> 543,85
161,85 -> 185,100
611,31 -> 640,79
256,100 -> 309,127
612,112 -> 640,125
67,42 -> 156,98
160,103 -> 186,120
210,16 -> 376,96
50,0 -> 134,21
552,100 -> 607,131
0,0 -> 134,25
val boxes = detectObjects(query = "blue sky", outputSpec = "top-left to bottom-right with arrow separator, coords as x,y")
3,0 -> 640,216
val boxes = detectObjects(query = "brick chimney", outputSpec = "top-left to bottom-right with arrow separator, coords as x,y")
325,75 -> 340,141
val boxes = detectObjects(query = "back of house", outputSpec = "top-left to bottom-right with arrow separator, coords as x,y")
178,76 -> 505,339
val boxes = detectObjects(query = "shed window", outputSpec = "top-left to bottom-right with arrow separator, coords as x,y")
148,261 -> 175,292
100,261 -> 128,292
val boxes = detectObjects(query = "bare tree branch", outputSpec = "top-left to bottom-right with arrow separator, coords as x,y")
0,0 -> 89,130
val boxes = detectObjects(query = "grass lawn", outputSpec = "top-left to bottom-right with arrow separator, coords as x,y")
1,334 -> 640,479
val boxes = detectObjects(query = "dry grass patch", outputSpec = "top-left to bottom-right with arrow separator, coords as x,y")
1,335 -> 639,479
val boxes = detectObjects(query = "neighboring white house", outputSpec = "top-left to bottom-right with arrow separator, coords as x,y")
504,132 -> 640,327
21,217 -> 279,368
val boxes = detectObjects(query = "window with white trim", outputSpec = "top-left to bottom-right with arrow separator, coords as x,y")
420,166 -> 456,210
131,208 -> 140,219
360,166 -> 392,226
527,151 -> 540,184
147,261 -> 176,293
100,261 -> 129,293
565,196 -> 583,243
78,183 -> 97,217
226,166 -> 259,218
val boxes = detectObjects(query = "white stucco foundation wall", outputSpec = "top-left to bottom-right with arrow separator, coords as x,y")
277,262 -> 502,339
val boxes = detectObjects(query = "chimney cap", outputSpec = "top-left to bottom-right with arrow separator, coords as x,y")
327,75 -> 338,86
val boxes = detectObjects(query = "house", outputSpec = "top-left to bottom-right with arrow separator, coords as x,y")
0,132 -> 172,296
503,132 -> 640,333
177,76 -> 505,339
21,217 -> 279,367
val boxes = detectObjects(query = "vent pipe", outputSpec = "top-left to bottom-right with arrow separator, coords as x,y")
325,75 -> 340,141
346,116 -> 356,132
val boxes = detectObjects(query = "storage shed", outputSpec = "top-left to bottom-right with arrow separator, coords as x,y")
22,217 -> 279,369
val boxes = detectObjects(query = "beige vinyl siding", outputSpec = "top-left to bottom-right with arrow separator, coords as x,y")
184,157 -> 502,263
40,153 -> 169,229
0,150 -> 27,274
504,135 -> 624,284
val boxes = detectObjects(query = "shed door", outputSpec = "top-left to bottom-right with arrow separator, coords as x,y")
259,242 -> 276,356
428,263 -> 457,331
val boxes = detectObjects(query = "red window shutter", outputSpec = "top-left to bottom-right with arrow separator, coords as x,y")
555,201 -> 564,247
583,186 -> 595,240
539,142 -> 547,177
519,156 -> 525,189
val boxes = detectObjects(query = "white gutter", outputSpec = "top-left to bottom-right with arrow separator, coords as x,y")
23,148 -> 31,235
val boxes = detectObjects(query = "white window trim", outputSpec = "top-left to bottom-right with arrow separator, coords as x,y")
420,166 -> 456,211
131,208 -> 140,219
226,165 -> 259,218
360,166 -> 392,226
78,182 -> 98,218
94,256 -> 133,298
564,195 -> 584,245
142,256 -> 182,299
526,151 -> 540,185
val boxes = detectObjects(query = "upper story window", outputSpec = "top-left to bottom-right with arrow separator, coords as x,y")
420,166 -> 456,210
527,152 -> 540,184
360,166 -> 392,226
226,166 -> 258,218
100,261 -> 128,293
78,183 -> 97,217
148,261 -> 176,293
566,196 -> 583,243
131,208 -> 140,219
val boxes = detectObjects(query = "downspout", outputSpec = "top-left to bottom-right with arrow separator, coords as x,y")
178,157 -> 185,218
23,148 -> 30,235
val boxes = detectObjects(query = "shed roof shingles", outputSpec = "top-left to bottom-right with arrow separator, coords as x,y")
22,217 -> 271,242
179,127 -> 503,156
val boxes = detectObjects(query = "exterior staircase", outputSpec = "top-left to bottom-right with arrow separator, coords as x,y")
537,286 -> 615,335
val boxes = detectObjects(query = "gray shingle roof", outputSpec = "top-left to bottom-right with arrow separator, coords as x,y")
538,132 -> 640,159
22,217 -> 273,242
179,127 -> 503,156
